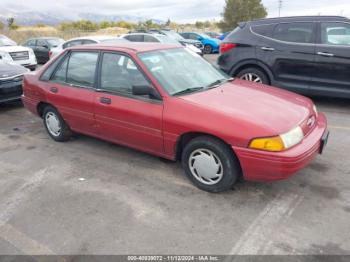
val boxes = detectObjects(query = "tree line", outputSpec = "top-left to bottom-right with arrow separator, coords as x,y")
0,0 -> 267,32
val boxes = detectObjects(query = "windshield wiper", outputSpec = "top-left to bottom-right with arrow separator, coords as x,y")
206,79 -> 228,89
173,87 -> 204,96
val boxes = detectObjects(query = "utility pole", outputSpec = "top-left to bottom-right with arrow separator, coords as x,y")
278,0 -> 283,17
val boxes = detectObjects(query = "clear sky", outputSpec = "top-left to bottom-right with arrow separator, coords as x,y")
1,0 -> 350,22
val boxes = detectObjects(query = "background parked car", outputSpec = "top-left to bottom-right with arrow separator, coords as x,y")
0,61 -> 28,103
218,32 -> 230,41
0,35 -> 37,71
149,29 -> 204,52
50,36 -> 126,58
121,33 -> 203,56
218,16 -> 350,99
206,32 -> 221,39
23,37 -> 64,64
180,32 -> 221,54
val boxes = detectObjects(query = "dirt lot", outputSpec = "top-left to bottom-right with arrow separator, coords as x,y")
0,55 -> 350,255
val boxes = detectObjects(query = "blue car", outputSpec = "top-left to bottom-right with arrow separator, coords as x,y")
218,32 -> 230,41
179,32 -> 221,54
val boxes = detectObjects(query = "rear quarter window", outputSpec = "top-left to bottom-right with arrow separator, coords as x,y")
251,24 -> 275,38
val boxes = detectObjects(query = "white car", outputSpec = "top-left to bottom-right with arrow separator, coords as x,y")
50,35 -> 127,58
120,33 -> 203,56
0,35 -> 37,71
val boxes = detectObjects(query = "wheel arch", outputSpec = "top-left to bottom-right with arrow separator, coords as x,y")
230,60 -> 273,85
37,102 -> 54,118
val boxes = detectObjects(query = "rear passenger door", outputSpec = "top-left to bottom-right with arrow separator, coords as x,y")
255,22 -> 316,94
312,22 -> 350,97
93,52 -> 164,155
45,51 -> 99,135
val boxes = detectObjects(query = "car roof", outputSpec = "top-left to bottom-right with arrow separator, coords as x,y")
68,42 -> 182,53
66,35 -> 118,42
249,16 -> 349,25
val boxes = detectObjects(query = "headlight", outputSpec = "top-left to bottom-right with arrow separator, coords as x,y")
0,52 -> 13,62
249,126 -> 304,152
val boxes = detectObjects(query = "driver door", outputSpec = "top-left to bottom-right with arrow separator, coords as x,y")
94,52 -> 164,155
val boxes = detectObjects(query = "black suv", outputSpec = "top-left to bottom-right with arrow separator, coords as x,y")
218,16 -> 350,98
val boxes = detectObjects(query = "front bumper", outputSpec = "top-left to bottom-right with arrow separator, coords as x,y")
233,113 -> 328,182
0,80 -> 23,103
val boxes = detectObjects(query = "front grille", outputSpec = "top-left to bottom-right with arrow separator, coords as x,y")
9,51 -> 29,61
0,75 -> 23,85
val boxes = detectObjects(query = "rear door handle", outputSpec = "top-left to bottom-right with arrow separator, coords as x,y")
50,87 -> 58,93
317,52 -> 334,57
99,97 -> 111,105
261,47 -> 275,51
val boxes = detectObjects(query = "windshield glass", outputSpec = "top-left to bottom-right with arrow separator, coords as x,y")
157,35 -> 180,44
0,35 -> 16,46
138,48 -> 229,96
198,33 -> 212,39
162,30 -> 184,40
47,39 -> 64,46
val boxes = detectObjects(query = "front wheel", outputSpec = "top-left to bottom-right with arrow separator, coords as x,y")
236,68 -> 269,85
203,44 -> 213,54
182,136 -> 241,193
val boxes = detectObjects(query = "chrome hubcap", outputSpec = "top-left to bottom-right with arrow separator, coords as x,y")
45,112 -> 61,137
240,73 -> 262,83
188,149 -> 223,185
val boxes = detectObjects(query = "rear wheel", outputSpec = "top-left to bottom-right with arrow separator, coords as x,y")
43,106 -> 72,142
237,68 -> 269,85
203,44 -> 213,54
182,136 -> 240,193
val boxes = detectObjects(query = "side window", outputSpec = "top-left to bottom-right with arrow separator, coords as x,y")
51,55 -> 69,83
83,40 -> 97,45
321,22 -> 350,45
125,35 -> 144,42
63,40 -> 82,49
37,39 -> 47,47
41,52 -> 68,81
100,53 -> 150,96
66,52 -> 99,88
25,39 -> 36,46
144,35 -> 159,42
273,22 -> 314,43
251,24 -> 275,38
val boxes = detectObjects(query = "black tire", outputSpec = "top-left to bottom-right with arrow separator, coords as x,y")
236,67 -> 269,85
42,105 -> 72,142
203,44 -> 213,54
181,136 -> 241,193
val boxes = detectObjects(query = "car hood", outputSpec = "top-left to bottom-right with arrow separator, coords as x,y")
0,61 -> 28,78
179,79 -> 312,135
0,45 -> 32,53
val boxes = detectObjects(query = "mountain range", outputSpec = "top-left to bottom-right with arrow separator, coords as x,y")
0,8 -> 164,26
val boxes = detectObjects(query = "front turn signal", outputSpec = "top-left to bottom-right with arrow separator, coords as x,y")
249,136 -> 285,152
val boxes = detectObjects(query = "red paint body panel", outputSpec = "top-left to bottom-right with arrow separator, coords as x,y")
22,44 -> 328,182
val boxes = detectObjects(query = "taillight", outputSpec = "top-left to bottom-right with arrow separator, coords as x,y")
220,43 -> 237,54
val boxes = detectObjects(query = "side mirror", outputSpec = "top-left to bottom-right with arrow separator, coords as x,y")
41,45 -> 49,49
197,37 -> 203,41
132,85 -> 161,100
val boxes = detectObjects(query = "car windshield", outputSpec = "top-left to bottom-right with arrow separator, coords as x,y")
47,39 -> 64,47
162,30 -> 184,40
156,35 -> 180,44
138,48 -> 229,96
198,33 -> 212,39
0,35 -> 16,46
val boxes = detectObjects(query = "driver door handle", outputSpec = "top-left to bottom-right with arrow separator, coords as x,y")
317,52 -> 334,57
50,87 -> 58,93
261,47 -> 275,51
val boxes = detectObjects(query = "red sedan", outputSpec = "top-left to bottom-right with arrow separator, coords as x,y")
22,43 -> 329,193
